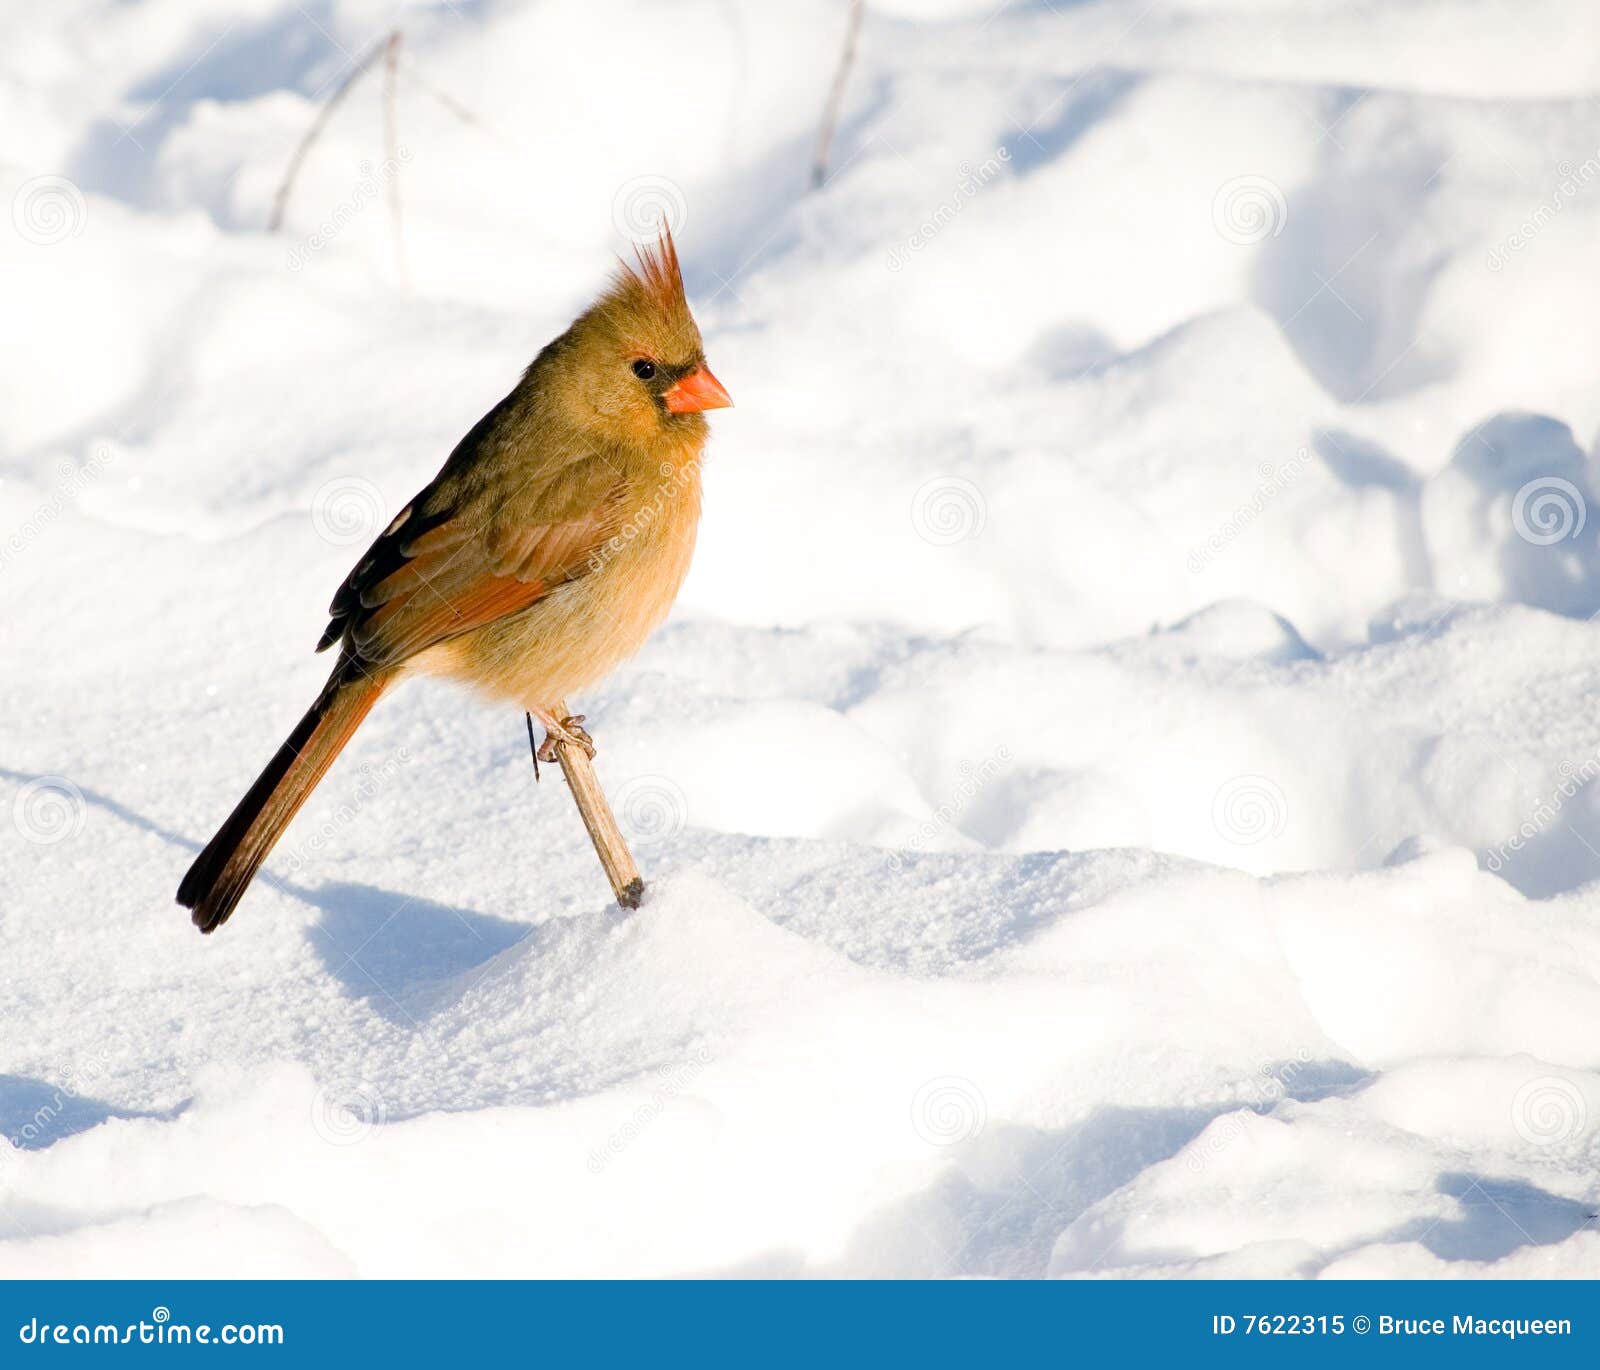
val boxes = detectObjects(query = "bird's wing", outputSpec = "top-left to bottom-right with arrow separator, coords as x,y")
318,451 -> 626,671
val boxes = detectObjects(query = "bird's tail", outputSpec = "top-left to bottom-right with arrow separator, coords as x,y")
177,671 -> 389,933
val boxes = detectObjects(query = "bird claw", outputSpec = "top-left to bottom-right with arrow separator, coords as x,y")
537,714 -> 595,763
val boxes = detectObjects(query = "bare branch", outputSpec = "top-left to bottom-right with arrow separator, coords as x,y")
548,701 -> 646,909
810,0 -> 864,190
382,29 -> 408,285
268,33 -> 392,232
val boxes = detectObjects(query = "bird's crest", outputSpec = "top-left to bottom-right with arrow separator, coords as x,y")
628,227 -> 685,318
600,226 -> 698,356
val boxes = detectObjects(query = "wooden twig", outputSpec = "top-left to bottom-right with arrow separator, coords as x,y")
381,30 -> 408,285
810,0 -> 864,189
404,63 -> 489,132
268,32 -> 392,231
549,700 -> 645,909
402,64 -> 528,166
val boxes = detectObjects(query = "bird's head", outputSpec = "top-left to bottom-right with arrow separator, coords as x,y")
556,228 -> 732,447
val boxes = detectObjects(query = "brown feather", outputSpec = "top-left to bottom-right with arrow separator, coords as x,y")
177,674 -> 388,932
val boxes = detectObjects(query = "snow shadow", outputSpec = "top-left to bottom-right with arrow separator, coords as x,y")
0,770 -> 529,1015
1424,412 -> 1600,620
1476,756 -> 1600,899
811,1136 -> 1585,1277
1313,412 -> 1600,630
1251,125 -> 1454,402
0,769 -> 188,856
0,1075 -> 162,1151
1003,69 -> 1140,177
1415,1173 -> 1595,1263
304,881 -> 528,1018
703,1059 -> 1372,1277
70,4 -> 345,213
1312,427 -> 1432,590
695,1107 -> 1224,1278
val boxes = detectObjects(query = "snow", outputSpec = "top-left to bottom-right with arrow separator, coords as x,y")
3,0 -> 1600,1278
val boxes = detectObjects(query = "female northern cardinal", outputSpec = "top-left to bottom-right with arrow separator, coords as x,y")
178,231 -> 730,933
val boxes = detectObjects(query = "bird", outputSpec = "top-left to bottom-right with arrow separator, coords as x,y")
177,229 -> 731,934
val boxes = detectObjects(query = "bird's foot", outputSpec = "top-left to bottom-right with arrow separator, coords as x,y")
536,713 -> 596,763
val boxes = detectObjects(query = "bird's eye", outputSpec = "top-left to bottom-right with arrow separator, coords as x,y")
631,359 -> 657,381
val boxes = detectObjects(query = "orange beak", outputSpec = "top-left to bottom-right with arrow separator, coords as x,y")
664,365 -> 733,414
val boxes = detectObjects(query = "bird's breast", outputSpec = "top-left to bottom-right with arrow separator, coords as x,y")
438,458 -> 703,708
